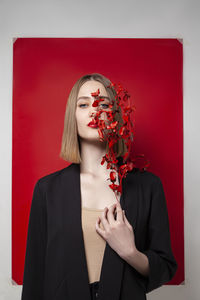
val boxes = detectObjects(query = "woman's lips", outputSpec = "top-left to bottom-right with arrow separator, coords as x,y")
87,123 -> 98,128
87,120 -> 98,128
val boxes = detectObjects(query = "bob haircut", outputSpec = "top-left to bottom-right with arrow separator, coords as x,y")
59,73 -> 127,164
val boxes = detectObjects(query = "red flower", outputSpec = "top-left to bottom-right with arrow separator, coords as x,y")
110,171 -> 116,182
90,81 -> 150,201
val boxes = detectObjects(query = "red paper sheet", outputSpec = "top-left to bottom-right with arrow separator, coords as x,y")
12,38 -> 183,285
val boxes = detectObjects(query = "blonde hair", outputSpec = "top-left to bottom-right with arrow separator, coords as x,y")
59,73 -> 127,163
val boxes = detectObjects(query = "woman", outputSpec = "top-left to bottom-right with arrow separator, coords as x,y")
21,73 -> 178,300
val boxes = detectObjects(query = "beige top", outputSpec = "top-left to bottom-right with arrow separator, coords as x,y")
81,206 -> 106,284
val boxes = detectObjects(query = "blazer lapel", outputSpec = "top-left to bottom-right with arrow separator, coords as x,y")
61,163 -> 138,300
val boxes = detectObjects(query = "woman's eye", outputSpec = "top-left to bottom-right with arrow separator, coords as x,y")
78,103 -> 109,109
100,104 -> 109,108
79,104 -> 88,108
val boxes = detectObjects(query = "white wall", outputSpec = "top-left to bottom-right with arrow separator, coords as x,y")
0,0 -> 199,299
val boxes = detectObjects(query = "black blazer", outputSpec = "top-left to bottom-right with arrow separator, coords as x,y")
21,162 -> 178,300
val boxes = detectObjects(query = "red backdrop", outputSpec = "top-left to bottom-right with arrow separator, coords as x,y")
12,38 -> 183,285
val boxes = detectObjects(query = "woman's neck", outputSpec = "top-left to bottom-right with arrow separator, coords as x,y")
79,139 -> 118,178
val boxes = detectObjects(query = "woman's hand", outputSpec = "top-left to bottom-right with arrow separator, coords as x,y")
95,201 -> 137,259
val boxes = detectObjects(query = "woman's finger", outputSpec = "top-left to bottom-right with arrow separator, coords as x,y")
107,203 -> 117,224
115,201 -> 124,223
99,206 -> 110,231
95,216 -> 106,239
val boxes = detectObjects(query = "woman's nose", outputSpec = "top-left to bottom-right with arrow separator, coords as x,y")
89,104 -> 99,117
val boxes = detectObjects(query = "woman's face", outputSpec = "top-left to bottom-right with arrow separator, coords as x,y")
75,80 -> 111,141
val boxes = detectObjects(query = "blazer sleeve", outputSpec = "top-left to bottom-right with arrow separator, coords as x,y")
141,176 -> 178,294
21,180 -> 47,300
